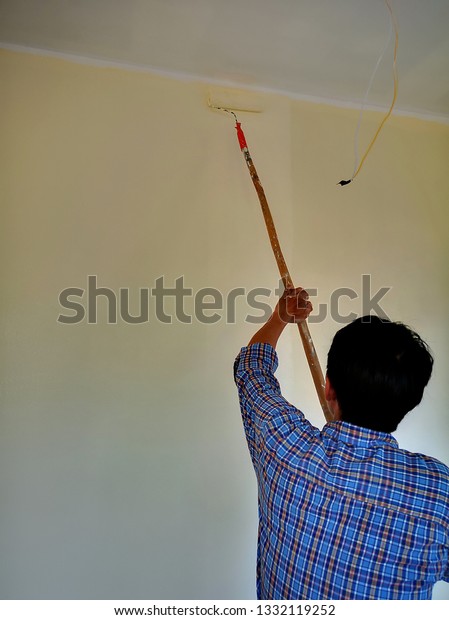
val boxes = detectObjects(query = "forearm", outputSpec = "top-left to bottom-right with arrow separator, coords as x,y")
248,312 -> 288,349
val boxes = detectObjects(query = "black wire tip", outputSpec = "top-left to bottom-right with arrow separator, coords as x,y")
337,179 -> 352,186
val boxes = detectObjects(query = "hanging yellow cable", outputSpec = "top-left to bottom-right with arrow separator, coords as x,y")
338,0 -> 399,186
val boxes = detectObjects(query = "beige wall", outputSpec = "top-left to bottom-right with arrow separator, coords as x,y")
1,48 -> 448,599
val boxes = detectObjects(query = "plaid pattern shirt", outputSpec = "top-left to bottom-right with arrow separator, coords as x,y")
234,343 -> 449,600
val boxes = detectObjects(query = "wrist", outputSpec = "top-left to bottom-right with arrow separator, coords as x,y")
271,304 -> 292,329
264,311 -> 289,343
269,309 -> 289,329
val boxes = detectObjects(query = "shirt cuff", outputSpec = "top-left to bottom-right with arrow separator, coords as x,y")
234,342 -> 279,380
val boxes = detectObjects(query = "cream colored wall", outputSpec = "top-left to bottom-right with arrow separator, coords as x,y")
1,49 -> 448,599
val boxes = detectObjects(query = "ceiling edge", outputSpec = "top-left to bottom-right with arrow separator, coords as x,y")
2,43 -> 448,126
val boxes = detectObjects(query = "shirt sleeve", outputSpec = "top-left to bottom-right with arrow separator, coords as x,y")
234,343 -> 314,468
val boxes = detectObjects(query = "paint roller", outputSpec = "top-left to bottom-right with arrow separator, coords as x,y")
209,89 -> 332,422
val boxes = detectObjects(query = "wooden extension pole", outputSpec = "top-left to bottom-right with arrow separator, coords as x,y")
234,120 -> 332,422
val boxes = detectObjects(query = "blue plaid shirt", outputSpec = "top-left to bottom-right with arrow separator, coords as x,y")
234,343 -> 449,600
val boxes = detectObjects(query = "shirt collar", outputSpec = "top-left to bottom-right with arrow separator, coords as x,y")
322,420 -> 398,449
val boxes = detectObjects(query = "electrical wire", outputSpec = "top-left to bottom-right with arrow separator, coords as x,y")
339,0 -> 399,186
352,18 -> 393,179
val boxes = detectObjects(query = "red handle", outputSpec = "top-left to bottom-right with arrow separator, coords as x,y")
235,122 -> 248,150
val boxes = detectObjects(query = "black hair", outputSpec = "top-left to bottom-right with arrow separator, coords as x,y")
326,316 -> 434,433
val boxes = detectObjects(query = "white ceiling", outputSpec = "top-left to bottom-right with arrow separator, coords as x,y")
1,0 -> 448,121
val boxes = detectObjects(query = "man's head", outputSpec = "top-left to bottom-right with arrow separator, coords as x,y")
326,316 -> 434,433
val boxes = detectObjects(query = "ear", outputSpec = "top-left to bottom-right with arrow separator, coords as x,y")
325,376 -> 342,421
325,376 -> 337,402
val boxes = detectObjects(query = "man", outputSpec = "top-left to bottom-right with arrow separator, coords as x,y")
234,287 -> 449,600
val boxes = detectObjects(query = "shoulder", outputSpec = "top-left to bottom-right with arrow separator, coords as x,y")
396,448 -> 449,521
399,448 -> 449,480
